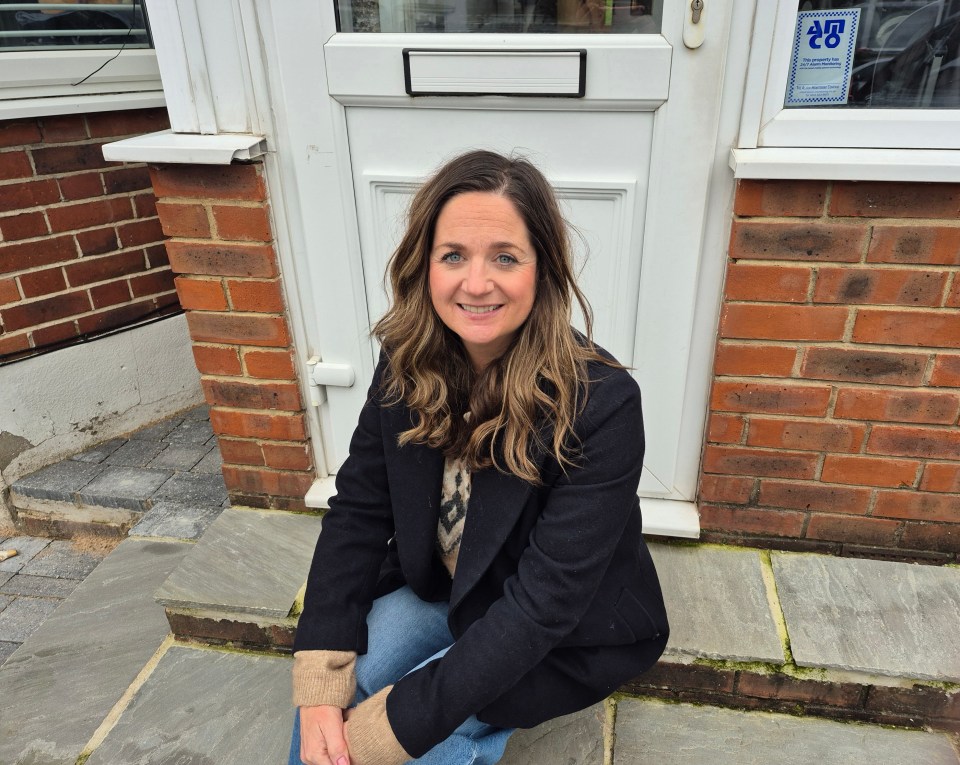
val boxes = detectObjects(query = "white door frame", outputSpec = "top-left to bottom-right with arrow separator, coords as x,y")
253,0 -> 750,536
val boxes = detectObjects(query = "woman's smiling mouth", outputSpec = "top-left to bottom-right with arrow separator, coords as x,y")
459,304 -> 502,314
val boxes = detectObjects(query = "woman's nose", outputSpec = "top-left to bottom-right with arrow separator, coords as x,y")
461,261 -> 491,294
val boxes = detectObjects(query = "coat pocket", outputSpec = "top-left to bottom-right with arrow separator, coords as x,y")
614,586 -> 661,642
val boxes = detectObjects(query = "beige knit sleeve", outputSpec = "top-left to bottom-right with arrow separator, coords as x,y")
291,650 -> 357,709
345,685 -> 411,765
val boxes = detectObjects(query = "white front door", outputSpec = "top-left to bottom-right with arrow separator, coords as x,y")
260,0 -> 731,531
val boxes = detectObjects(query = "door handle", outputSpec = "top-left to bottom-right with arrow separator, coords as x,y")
306,357 -> 356,407
683,0 -> 705,49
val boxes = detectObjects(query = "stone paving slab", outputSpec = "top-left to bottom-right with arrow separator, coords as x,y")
0,571 -> 12,588
649,543 -> 784,663
0,596 -> 61,642
0,538 -> 191,765
86,646 -> 293,765
105,439 -> 167,467
78,466 -> 173,511
0,573 -> 80,598
0,535 -> 52,572
0,640 -> 17,664
156,508 -> 321,617
130,500 -> 225,540
71,438 -> 127,464
501,703 -> 604,765
21,539 -> 104,579
147,442 -> 212,471
10,460 -> 104,502
613,698 -> 960,765
773,552 -> 960,682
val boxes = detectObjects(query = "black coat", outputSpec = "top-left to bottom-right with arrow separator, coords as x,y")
294,351 -> 669,758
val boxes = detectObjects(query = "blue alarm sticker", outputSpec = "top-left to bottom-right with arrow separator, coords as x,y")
786,9 -> 861,106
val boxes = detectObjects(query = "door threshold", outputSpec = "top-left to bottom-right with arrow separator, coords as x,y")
305,478 -> 700,539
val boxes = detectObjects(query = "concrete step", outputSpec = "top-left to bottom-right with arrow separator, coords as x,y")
155,507 -> 321,650
156,517 -> 960,734
72,641 -> 960,765
8,406 -> 225,539
626,546 -> 960,733
612,697 -> 960,765
0,537 -> 191,764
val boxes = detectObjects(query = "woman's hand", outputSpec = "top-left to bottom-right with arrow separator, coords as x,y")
298,705 -> 351,765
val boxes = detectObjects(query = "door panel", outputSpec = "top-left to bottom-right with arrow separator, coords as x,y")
343,105 -> 672,494
348,107 -> 651,369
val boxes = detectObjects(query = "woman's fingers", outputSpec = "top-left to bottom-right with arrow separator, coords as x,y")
299,705 -> 350,765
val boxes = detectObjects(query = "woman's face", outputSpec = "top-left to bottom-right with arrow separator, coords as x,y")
428,192 -> 537,371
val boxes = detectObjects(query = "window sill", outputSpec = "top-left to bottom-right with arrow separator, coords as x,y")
730,147 -> 960,183
102,129 -> 267,165
0,89 -> 164,121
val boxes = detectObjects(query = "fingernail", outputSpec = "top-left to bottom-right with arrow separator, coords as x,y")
337,757 -> 348,765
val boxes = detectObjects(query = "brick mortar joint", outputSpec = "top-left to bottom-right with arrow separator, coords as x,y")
732,214 -> 960,227
722,301 -> 960,315
210,405 -> 304,416
154,195 -> 268,206
717,345 -> 957,360
8,255 -> 169,280
185,308 -> 287,318
726,259 -> 960,273
219,436 -> 310,446
161,234 -> 272,243
222,463 -> 313,475
1,294 -> 175,330
201,373 -> 297,385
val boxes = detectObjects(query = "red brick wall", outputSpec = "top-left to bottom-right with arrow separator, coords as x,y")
700,180 -> 960,562
0,109 -> 178,361
149,162 -> 315,511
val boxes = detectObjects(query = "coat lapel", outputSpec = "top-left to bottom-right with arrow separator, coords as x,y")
449,460 -> 533,611
384,409 -> 445,595
384,402 -> 541,609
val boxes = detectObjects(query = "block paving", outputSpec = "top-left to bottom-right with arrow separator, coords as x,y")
2,405 -> 227,664
0,534 -> 111,663
10,404 -> 227,539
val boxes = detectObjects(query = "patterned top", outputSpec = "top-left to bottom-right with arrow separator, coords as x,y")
437,456 -> 470,577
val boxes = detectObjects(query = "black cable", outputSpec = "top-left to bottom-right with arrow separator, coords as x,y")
71,3 -> 140,87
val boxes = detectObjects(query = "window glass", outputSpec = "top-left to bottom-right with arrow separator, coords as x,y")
335,0 -> 661,33
787,0 -> 960,107
0,0 -> 152,51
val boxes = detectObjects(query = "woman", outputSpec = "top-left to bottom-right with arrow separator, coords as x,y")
290,150 -> 668,765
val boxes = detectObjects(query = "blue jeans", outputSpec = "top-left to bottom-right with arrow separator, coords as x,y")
288,585 -> 513,764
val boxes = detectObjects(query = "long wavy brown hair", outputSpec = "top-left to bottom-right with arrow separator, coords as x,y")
373,150 -> 616,483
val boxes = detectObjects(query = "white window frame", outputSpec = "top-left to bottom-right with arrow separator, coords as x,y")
0,4 -> 163,121
739,0 -> 960,151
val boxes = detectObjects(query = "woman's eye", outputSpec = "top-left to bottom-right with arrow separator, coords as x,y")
441,252 -> 462,263
496,254 -> 517,265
